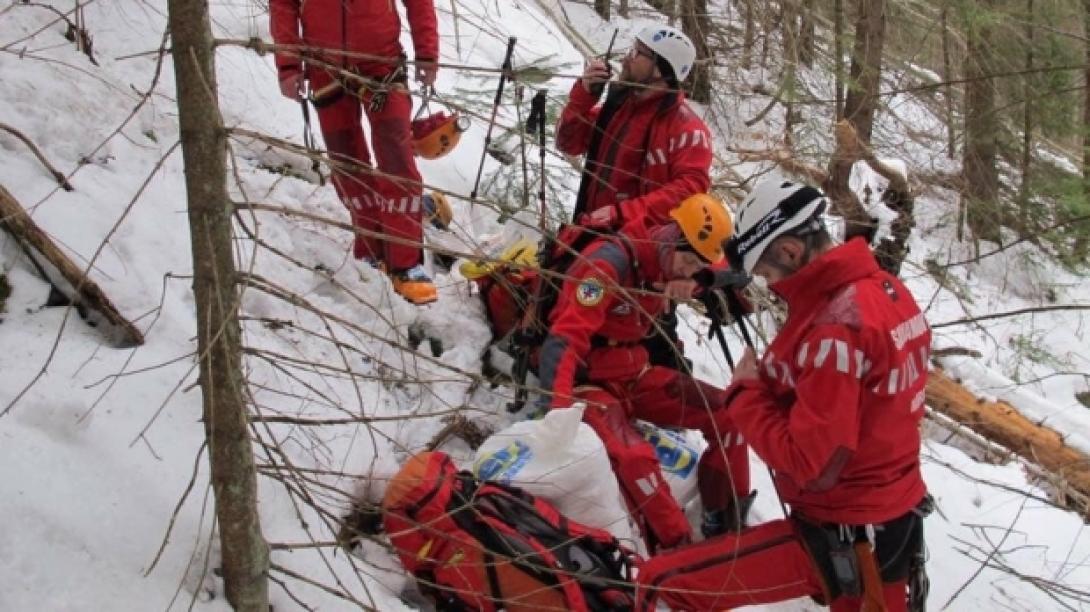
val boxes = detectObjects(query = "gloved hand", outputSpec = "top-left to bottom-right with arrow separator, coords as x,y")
581,58 -> 610,96
579,205 -> 621,230
279,70 -> 304,100
415,59 -> 438,86
696,288 -> 733,325
694,268 -> 752,321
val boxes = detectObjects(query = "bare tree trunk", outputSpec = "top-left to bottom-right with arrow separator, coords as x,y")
682,0 -> 711,103
742,0 -> 755,70
618,0 -> 628,18
942,1 -> 956,162
827,0 -> 886,238
799,0 -> 816,68
841,0 -> 884,143
962,1 -> 1002,244
594,0 -> 610,21
834,0 -> 844,119
1081,0 -> 1090,259
782,0 -> 800,140
1019,0 -> 1034,234
166,0 -> 270,609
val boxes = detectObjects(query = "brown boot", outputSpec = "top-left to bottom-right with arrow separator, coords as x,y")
391,265 -> 438,305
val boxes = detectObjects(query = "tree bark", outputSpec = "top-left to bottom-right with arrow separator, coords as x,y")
826,0 -> 886,239
1080,0 -> 1090,259
742,0 -> 755,70
941,1 -> 956,162
961,1 -> 1002,244
166,0 -> 270,609
928,369 -> 1090,518
1019,0 -> 1034,233
682,0 -> 711,103
799,0 -> 816,68
834,0 -> 844,120
781,0 -> 800,139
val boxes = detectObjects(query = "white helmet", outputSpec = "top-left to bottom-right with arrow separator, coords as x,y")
726,176 -> 828,273
634,25 -> 696,82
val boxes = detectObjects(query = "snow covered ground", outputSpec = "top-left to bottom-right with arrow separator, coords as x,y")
1,0 -> 1088,610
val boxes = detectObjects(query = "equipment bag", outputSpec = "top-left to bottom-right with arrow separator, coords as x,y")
383,451 -> 638,612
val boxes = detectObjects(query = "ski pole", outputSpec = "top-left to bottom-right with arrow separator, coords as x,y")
470,36 -> 517,203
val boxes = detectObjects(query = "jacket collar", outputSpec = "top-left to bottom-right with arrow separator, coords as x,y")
770,238 -> 879,310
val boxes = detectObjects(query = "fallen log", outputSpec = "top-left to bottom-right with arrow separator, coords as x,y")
926,367 -> 1090,517
0,185 -> 144,347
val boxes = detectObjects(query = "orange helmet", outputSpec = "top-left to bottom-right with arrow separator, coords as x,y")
411,111 -> 469,160
668,193 -> 733,263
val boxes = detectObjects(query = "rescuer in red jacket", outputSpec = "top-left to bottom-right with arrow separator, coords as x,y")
270,0 -> 439,304
636,178 -> 933,612
538,194 -> 752,553
557,25 -> 714,373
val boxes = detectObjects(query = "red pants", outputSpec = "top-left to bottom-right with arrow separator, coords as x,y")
575,366 -> 750,551
635,519 -> 909,611
310,69 -> 423,270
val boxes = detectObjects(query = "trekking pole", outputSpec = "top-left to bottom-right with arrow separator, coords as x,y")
504,90 -> 551,414
299,93 -> 325,186
515,85 -> 530,214
527,89 -> 549,230
470,36 -> 518,203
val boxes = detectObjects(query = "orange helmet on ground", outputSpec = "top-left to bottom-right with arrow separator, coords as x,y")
411,111 -> 469,160
668,193 -> 733,264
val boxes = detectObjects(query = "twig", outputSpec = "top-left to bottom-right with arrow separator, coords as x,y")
0,122 -> 73,190
931,304 -> 1090,329
145,441 -> 208,577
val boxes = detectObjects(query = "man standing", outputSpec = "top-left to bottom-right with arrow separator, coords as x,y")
270,0 -> 439,304
538,194 -> 751,553
556,25 -> 714,371
635,178 -> 932,612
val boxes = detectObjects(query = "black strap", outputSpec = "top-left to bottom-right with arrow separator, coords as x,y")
573,88 -> 629,221
483,551 -> 504,608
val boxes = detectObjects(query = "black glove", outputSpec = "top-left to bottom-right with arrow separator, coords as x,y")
692,268 -> 751,325
692,268 -> 752,292
696,289 -> 733,326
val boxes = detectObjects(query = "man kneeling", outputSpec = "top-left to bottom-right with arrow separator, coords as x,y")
635,178 -> 932,612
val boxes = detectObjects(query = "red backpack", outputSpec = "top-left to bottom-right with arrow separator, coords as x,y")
383,451 -> 638,611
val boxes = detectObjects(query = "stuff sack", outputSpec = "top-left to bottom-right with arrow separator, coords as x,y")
473,405 -> 639,546
383,451 -> 637,612
634,420 -> 706,508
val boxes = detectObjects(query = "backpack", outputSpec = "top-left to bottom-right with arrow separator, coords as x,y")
383,451 -> 638,612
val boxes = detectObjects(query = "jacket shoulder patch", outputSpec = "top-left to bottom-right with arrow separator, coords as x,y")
576,277 -> 606,306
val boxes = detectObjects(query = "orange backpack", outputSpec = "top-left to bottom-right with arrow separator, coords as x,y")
383,451 -> 638,611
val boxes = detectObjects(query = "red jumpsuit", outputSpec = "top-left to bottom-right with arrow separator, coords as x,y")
538,226 -> 750,551
635,239 -> 931,611
556,81 -> 713,228
270,0 -> 438,270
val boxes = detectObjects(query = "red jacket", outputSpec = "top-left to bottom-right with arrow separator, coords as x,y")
269,0 -> 439,78
556,82 -> 712,228
728,239 -> 929,525
539,227 -> 667,407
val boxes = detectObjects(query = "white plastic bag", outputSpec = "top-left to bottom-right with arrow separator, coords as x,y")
473,405 -> 638,546
633,421 -> 706,508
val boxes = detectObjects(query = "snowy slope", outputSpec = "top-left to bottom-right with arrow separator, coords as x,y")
1,1 -> 1089,611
